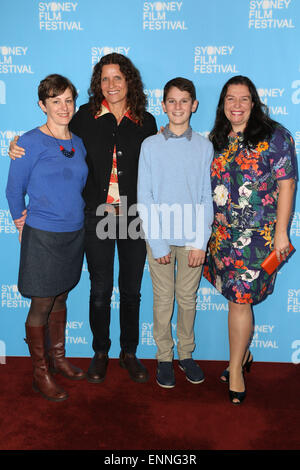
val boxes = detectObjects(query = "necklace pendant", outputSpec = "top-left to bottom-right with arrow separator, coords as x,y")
46,123 -> 75,158
60,146 -> 75,158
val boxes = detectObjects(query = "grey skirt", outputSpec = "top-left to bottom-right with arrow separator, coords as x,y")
18,224 -> 85,298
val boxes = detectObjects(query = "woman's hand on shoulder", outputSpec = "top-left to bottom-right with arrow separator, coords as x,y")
14,210 -> 27,243
14,209 -> 27,229
9,136 -> 25,160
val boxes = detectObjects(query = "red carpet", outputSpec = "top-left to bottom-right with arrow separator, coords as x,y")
0,357 -> 299,452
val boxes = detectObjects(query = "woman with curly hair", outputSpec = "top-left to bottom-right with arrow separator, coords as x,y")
9,53 -> 157,385
204,76 -> 296,404
71,53 -> 157,384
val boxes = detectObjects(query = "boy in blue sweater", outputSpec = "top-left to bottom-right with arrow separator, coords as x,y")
137,77 -> 214,388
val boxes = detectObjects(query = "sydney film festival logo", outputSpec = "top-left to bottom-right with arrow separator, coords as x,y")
194,45 -> 239,75
91,46 -> 131,66
257,87 -> 288,117
287,289 -> 300,313
0,209 -> 18,235
142,1 -> 188,30
38,1 -> 83,31
248,0 -> 295,29
0,131 -> 25,158
65,320 -> 88,346
0,46 -> 33,74
1,285 -> 30,308
145,88 -> 164,117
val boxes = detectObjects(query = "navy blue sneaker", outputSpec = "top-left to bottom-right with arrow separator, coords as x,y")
156,362 -> 175,388
178,359 -> 205,384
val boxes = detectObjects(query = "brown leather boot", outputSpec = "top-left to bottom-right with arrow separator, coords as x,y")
25,324 -> 68,402
47,309 -> 86,380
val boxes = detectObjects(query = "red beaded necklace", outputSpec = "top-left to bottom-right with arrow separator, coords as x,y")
46,124 -> 75,158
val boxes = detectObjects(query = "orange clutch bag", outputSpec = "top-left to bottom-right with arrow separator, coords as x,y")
261,243 -> 295,275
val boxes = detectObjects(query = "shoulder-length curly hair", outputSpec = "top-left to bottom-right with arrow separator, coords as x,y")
88,53 -> 147,124
209,75 -> 278,151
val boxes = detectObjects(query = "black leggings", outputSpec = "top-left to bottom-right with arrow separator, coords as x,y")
84,210 -> 146,353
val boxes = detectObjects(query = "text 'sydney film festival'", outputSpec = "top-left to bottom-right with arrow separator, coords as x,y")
0,0 -> 299,365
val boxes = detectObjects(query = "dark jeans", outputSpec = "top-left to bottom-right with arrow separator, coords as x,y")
84,209 -> 146,354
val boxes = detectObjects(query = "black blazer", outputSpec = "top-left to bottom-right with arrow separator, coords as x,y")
70,103 -> 157,210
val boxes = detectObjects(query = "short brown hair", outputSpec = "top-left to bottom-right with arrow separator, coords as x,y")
38,74 -> 77,104
163,77 -> 196,103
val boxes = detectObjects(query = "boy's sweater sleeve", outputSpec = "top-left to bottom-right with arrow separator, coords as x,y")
189,142 -> 214,251
137,141 -> 170,259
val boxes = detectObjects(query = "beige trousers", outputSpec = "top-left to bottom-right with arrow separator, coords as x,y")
146,244 -> 203,362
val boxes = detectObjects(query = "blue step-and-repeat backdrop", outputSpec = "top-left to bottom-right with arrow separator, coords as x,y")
0,0 -> 299,364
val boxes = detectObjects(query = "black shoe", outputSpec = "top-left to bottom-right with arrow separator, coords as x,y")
229,368 -> 247,405
229,389 -> 246,405
178,359 -> 205,384
86,352 -> 109,383
220,368 -> 230,384
119,351 -> 149,383
156,362 -> 175,388
220,350 -> 253,384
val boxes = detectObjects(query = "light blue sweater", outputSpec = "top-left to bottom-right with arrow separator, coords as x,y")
137,127 -> 214,259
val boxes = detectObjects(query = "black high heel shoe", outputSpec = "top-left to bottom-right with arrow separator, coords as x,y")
229,389 -> 246,405
229,367 -> 247,405
220,350 -> 253,384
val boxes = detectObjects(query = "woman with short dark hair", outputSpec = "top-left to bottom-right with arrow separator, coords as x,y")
38,73 -> 78,104
6,74 -> 88,402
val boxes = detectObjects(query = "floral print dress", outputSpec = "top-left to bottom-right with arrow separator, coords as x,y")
204,125 -> 297,305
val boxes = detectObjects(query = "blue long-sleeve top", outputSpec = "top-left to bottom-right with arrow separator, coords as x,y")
6,128 -> 88,232
137,126 -> 214,259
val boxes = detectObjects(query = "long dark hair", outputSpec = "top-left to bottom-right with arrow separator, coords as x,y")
88,53 -> 147,124
209,76 -> 277,150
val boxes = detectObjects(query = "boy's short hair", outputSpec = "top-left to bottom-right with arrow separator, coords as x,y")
163,77 -> 196,103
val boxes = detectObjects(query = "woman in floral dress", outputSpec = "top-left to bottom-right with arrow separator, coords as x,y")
204,76 -> 296,404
